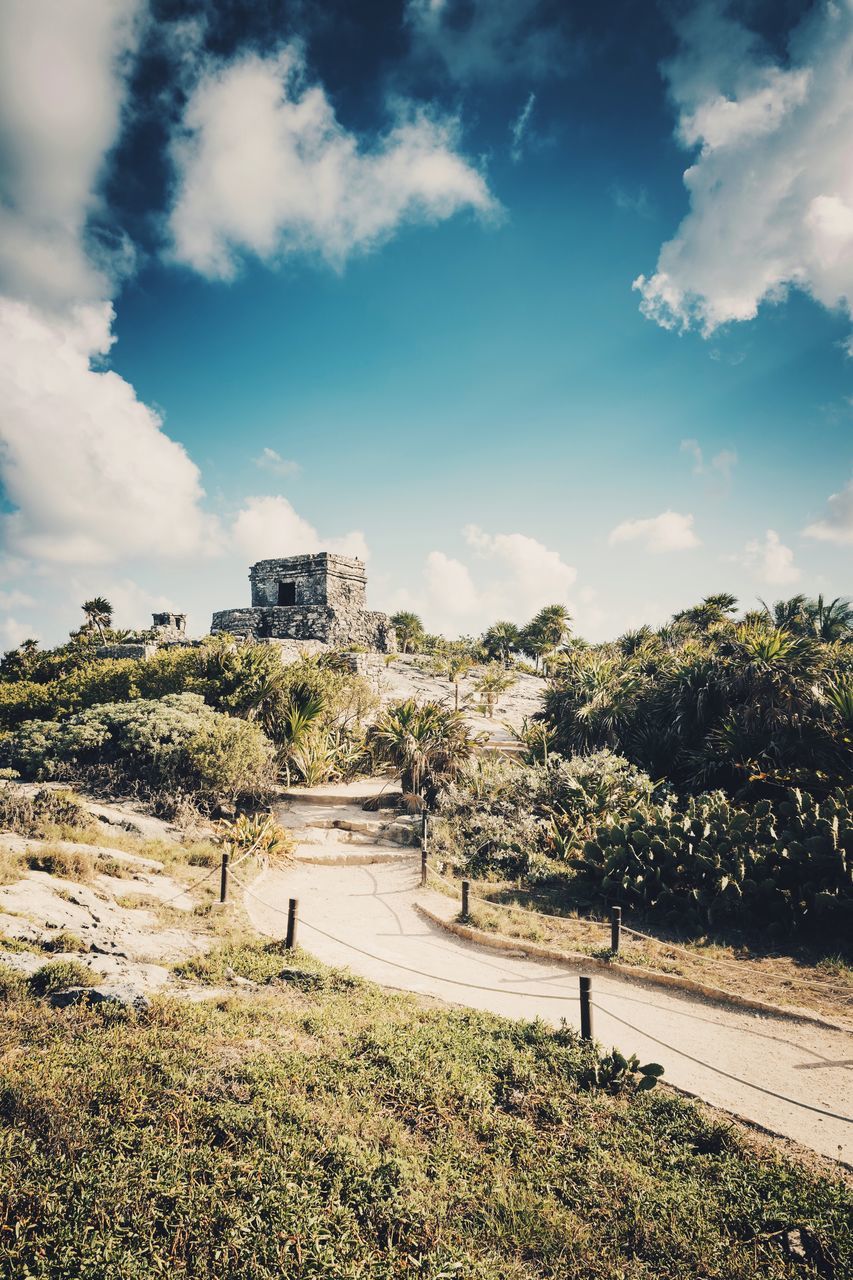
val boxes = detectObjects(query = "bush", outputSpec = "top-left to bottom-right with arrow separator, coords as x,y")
1,693 -> 276,812
28,959 -> 94,996
564,785 -> 853,946
0,784 -> 93,839
26,846 -> 96,882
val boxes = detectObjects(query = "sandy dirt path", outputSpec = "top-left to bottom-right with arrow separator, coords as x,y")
241,857 -> 853,1164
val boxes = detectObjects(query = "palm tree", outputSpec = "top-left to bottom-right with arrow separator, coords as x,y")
473,664 -> 516,717
760,594 -> 811,633
808,595 -> 853,642
369,698 -> 476,800
81,597 -> 113,641
391,611 -> 425,654
481,621 -> 520,667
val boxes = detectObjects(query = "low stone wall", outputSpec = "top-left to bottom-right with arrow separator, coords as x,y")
94,643 -> 158,660
210,605 -> 397,653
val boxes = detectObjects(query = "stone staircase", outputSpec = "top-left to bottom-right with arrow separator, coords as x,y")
275,782 -> 419,866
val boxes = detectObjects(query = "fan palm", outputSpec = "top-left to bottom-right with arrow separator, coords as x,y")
391,611 -> 425,654
81,597 -> 113,641
369,698 -> 476,799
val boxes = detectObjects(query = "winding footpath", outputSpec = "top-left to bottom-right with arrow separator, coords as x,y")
241,786 -> 853,1165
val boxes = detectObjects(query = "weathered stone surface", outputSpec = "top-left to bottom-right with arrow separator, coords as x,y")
94,643 -> 157,660
250,553 -> 366,609
211,553 -> 397,654
48,984 -> 151,1012
151,612 -> 188,644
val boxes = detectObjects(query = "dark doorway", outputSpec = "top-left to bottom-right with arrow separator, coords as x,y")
277,581 -> 296,605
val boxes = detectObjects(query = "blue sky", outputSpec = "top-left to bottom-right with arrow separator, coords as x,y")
0,0 -> 850,647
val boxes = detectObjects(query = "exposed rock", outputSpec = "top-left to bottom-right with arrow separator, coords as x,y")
48,984 -> 150,1012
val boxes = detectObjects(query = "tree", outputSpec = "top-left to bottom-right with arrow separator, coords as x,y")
481,621 -> 520,667
369,699 -> 476,801
473,664 -> 516,717
81,597 -> 114,642
808,595 -> 853,643
391,611 -> 425,654
521,604 -> 572,672
432,650 -> 475,710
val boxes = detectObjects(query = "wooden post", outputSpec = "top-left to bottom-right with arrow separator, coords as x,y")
285,898 -> 298,950
461,879 -> 470,921
421,808 -> 429,845
421,846 -> 427,887
610,906 -> 622,955
580,976 -> 593,1041
219,851 -> 229,904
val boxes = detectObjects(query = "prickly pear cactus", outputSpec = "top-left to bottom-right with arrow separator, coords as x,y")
567,787 -> 853,943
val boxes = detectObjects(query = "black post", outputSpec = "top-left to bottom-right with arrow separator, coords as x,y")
421,846 -> 427,887
579,976 -> 593,1041
461,880 -> 470,921
219,851 -> 229,904
285,898 -> 298,950
421,808 -> 429,845
610,906 -> 622,955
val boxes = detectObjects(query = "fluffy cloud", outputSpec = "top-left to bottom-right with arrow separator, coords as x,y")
0,299 -> 216,563
736,529 -> 800,585
634,1 -> 853,342
231,495 -> 368,563
406,0 -> 572,82
424,551 -> 481,620
253,447 -> 301,478
608,511 -> 699,552
464,525 -> 577,615
169,45 -> 497,279
0,0 -> 143,310
803,475 -> 853,544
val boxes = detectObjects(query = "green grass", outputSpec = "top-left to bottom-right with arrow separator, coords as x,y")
0,942 -> 849,1279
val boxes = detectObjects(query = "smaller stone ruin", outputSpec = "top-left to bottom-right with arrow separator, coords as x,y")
211,553 -> 397,654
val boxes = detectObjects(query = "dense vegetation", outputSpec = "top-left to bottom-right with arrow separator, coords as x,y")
543,594 -> 852,800
435,751 -> 853,948
1,942 -> 850,1279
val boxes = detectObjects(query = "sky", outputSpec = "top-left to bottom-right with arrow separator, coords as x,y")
0,0 -> 851,648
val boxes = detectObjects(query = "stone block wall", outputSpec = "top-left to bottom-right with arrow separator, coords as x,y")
249,553 -> 367,610
210,604 -> 397,653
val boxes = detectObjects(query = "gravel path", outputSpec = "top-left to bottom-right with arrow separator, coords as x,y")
243,856 -> 853,1164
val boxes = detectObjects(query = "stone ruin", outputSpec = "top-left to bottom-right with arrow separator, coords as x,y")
210,553 -> 397,654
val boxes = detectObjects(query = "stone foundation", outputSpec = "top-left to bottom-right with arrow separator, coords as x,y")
210,604 -> 397,653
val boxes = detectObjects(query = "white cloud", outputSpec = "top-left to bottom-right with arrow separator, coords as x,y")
424,551 -> 481,619
609,510 -> 699,552
0,0 -> 143,310
464,525 -> 577,615
0,298 -> 217,563
0,589 -> 35,610
253,447 -> 301,478
510,92 -> 536,162
803,475 -> 853,544
0,618 -> 39,650
634,1 -> 853,339
231,495 -> 368,563
735,529 -> 801,585
168,44 -> 497,280
680,438 -> 737,485
406,0 -> 571,82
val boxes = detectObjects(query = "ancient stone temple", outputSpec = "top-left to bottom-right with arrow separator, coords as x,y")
210,553 -> 397,653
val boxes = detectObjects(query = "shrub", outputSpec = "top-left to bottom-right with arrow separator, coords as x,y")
26,846 -> 96,882
29,959 -> 94,996
0,784 -> 93,839
1,694 -> 276,812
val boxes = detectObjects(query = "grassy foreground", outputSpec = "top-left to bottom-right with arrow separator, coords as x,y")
0,942 -> 850,1280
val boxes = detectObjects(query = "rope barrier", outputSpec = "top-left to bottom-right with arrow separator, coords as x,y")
231,871 -> 852,1124
592,998 -> 853,1125
154,861 -> 219,907
231,871 -> 579,1001
426,864 -> 853,1001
